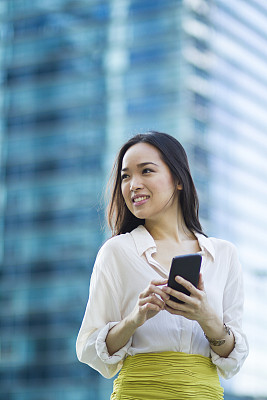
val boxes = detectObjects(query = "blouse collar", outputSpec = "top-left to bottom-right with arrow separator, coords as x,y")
130,225 -> 215,262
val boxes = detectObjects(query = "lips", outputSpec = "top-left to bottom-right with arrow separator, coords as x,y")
132,195 -> 150,205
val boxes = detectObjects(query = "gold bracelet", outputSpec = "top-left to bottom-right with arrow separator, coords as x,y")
204,323 -> 231,346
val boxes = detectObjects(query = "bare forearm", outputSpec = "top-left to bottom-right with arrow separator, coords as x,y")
106,314 -> 138,356
106,279 -> 168,356
199,315 -> 235,358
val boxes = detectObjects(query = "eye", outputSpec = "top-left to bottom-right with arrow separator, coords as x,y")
142,168 -> 153,174
121,173 -> 129,181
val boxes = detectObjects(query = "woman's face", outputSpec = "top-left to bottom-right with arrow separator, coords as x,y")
121,142 -> 182,222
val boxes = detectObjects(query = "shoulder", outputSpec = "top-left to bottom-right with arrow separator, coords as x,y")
95,232 -> 135,269
208,237 -> 241,273
99,232 -> 134,255
197,233 -> 238,261
209,237 -> 237,254
89,233 -> 134,284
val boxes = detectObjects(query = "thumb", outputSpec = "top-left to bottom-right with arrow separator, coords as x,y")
198,272 -> 205,291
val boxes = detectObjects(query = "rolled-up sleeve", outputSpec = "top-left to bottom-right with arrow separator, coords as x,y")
76,246 -> 132,378
211,244 -> 249,379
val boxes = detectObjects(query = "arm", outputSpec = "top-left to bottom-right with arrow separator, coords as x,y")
163,273 -> 235,357
196,279 -> 235,358
106,279 -> 169,355
76,249 -> 126,378
212,245 -> 249,378
162,244 -> 249,378
76,244 -> 169,377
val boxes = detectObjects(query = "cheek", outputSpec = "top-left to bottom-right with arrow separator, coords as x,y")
121,184 -> 130,203
153,177 -> 175,193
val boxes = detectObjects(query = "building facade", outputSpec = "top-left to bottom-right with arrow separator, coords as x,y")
0,0 -> 266,399
207,1 -> 267,396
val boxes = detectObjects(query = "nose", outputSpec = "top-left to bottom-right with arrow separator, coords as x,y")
130,176 -> 143,191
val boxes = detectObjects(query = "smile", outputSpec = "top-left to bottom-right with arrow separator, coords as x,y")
132,195 -> 150,205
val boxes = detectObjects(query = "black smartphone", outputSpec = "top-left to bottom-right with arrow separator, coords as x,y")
167,254 -> 202,303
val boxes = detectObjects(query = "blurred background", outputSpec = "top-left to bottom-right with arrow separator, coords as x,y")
0,0 -> 266,399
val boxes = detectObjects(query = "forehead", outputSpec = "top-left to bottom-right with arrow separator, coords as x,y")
122,142 -> 162,167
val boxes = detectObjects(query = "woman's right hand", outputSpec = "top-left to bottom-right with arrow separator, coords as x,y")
130,279 -> 169,328
106,279 -> 169,356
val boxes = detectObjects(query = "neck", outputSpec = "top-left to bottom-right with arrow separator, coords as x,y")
145,207 -> 193,243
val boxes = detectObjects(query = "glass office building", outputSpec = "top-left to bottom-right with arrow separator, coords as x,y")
0,0 -> 266,399
207,1 -> 267,396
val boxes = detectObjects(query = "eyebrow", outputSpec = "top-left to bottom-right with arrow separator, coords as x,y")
121,162 -> 159,172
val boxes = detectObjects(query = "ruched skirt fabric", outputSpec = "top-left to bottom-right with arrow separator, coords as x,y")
110,351 -> 224,400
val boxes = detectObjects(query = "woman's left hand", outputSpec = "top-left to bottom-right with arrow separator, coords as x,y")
162,273 -> 214,324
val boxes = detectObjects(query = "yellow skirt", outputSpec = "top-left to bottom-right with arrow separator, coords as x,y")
111,352 -> 224,400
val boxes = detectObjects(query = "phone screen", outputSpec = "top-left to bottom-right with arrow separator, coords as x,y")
167,254 -> 202,303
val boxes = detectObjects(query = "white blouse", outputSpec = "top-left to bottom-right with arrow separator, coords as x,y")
76,225 -> 248,379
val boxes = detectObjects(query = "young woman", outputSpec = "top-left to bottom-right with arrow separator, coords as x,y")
76,132 -> 248,399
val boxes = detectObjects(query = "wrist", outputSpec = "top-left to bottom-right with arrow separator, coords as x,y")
198,309 -> 219,333
204,323 -> 232,346
198,311 -> 227,341
126,311 -> 142,330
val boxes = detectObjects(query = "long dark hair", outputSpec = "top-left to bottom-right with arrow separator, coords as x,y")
107,131 -> 206,237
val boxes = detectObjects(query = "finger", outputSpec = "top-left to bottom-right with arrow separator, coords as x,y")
151,279 -> 168,286
174,276 -> 199,296
162,286 -> 193,305
142,294 -> 165,309
197,273 -> 205,291
139,284 -> 157,299
141,283 -> 169,301
165,304 -> 187,316
142,303 -> 162,313
165,297 -> 188,310
139,294 -> 165,309
151,279 -> 170,301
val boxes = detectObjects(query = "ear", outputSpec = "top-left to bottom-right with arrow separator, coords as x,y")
177,183 -> 183,191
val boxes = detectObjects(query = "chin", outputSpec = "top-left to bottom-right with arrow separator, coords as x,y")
133,213 -> 147,220
132,210 -> 149,220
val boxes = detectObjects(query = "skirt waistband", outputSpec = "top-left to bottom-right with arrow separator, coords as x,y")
111,352 -> 224,400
